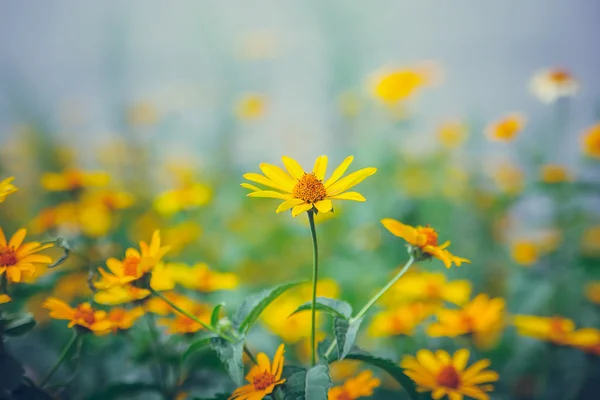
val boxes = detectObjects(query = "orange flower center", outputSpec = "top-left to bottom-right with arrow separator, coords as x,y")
66,170 -> 84,189
74,305 -> 96,325
549,69 -> 570,83
548,317 -> 568,341
123,256 -> 141,277
0,248 -> 18,267
424,282 -> 441,299
436,365 -> 461,389
418,226 -> 439,247
253,370 -> 276,390
292,173 -> 327,204
336,390 -> 353,400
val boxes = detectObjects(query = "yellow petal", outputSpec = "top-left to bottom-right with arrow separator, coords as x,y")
452,349 -> 470,371
381,219 -> 418,243
256,352 -> 271,372
8,229 -> 27,249
291,203 -> 313,217
312,155 -> 328,181
326,167 -> 376,195
324,156 -> 354,187
243,173 -> 290,192
415,349 -> 440,374
259,163 -> 296,191
314,199 -> 333,214
247,191 -> 290,200
240,183 -> 261,192
276,199 -> 304,213
281,156 -> 305,180
328,191 -> 366,201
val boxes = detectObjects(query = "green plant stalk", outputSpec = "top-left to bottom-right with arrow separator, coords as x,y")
41,330 -> 78,388
324,256 -> 415,359
307,210 -> 319,366
144,314 -> 167,393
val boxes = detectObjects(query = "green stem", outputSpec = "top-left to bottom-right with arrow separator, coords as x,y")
149,288 -> 215,334
324,256 -> 414,359
307,210 -> 319,367
145,314 -> 167,393
244,345 -> 258,365
41,330 -> 78,388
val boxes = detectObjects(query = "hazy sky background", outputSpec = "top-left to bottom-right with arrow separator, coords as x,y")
0,0 -> 598,166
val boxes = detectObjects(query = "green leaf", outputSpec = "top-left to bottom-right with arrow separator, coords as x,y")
0,352 -> 24,391
192,394 -> 230,400
305,363 -> 332,400
289,297 -> 352,320
211,304 -> 224,327
334,316 -> 364,360
4,313 -> 36,337
209,337 -> 245,386
184,335 -> 217,360
234,281 -> 305,333
345,351 -> 420,400
280,369 -> 307,400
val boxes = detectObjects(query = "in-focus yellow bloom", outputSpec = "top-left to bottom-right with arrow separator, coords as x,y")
329,370 -> 381,400
158,299 -> 212,334
427,294 -> 506,349
437,121 -> 469,149
511,241 -> 539,266
94,231 -> 170,289
381,219 -> 470,268
512,315 -> 597,347
581,225 -> 600,257
401,349 -> 499,400
582,123 -> 600,158
242,156 -> 376,217
530,68 -> 579,103
0,177 -> 17,203
43,297 -> 112,334
41,168 -> 110,192
235,93 -> 266,120
229,344 -> 285,400
171,262 -> 239,292
0,294 -> 11,304
369,303 -> 430,337
0,227 -> 53,283
540,164 -> 572,183
585,282 -> 600,305
154,183 -> 212,215
485,114 -> 526,142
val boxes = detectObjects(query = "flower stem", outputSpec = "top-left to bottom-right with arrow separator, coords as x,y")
41,330 -> 78,388
307,210 -> 319,366
244,346 -> 258,365
324,256 -> 414,360
149,288 -> 214,333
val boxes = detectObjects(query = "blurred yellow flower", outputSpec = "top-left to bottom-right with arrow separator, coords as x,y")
530,68 -> 579,103
582,123 -> 600,158
94,285 -> 150,305
145,292 -> 194,316
0,177 -> 17,203
128,102 -> 159,126
512,315 -> 598,347
381,219 -> 470,268
0,294 -> 11,304
369,303 -> 429,337
235,93 -> 266,120
154,183 -> 212,215
540,164 -> 572,183
171,262 -> 238,292
0,227 -> 53,283
162,222 -> 202,254
369,66 -> 431,105
330,360 -> 361,382
585,282 -> 600,305
54,272 -> 92,301
328,370 -> 381,400
338,90 -> 361,117
511,241 -> 539,266
103,307 -> 145,334
401,349 -> 498,400
158,299 -> 212,334
41,168 -> 110,192
229,344 -> 285,400
581,225 -> 600,257
398,166 -> 434,198
427,294 -> 506,349
242,155 -> 376,217
492,162 -> 524,195
43,297 -> 112,334
438,121 -> 469,149
485,113 -> 526,142
82,189 -> 135,211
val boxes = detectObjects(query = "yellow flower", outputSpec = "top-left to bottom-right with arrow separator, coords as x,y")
401,349 -> 498,400
512,315 -> 597,347
328,370 -> 381,400
585,282 -> 600,305
54,272 -> 92,301
485,113 -> 526,142
229,344 -> 285,400
581,225 -> 600,257
0,294 -> 11,304
530,68 -> 579,103
128,101 -> 159,126
81,189 -> 135,210
438,121 -> 469,149
492,162 -> 524,195
0,227 -> 53,283
0,177 -> 17,203
369,303 -> 429,337
154,183 -> 212,215
145,292 -> 193,315
235,93 -> 266,120
43,297 -> 113,334
157,296 -> 212,334
369,65 -> 433,105
162,222 -> 202,254
41,168 -> 110,192
381,219 -> 470,268
170,262 -> 238,292
511,241 -> 539,266
330,360 -> 361,382
242,156 -> 376,217
540,164 -> 572,183
94,231 -> 170,289
103,307 -> 145,334
427,294 -> 506,349
582,123 -> 600,158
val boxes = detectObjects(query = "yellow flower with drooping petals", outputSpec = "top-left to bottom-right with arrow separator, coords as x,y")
0,227 -> 53,283
242,156 -> 376,217
381,219 -> 470,268
0,294 -> 11,304
43,297 -> 112,334
369,303 -> 430,337
540,164 -> 572,183
581,225 -> 600,257
170,262 -> 238,292
512,315 -> 598,347
511,241 -> 539,266
438,121 -> 469,149
41,168 -> 110,192
530,68 -> 579,103
582,123 -> 600,158
328,370 -> 381,400
0,177 -> 17,203
401,349 -> 499,400
485,113 -> 526,142
229,344 -> 285,400
427,294 -> 506,349
235,93 -> 266,120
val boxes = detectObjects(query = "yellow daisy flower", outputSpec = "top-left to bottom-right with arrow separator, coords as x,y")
229,344 -> 285,400
328,370 -> 381,400
581,123 -> 600,158
43,297 -> 113,334
437,121 -> 469,150
369,303 -> 430,337
0,227 -> 53,283
381,219 -> 470,268
511,241 -> 539,266
512,315 -> 597,347
540,164 -> 572,183
485,113 -> 526,142
0,177 -> 17,203
104,307 -> 145,334
242,155 -> 376,217
41,168 -> 110,192
401,349 -> 499,400
170,262 -> 239,292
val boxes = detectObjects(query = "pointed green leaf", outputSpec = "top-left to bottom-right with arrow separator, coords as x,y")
3,313 -> 36,337
279,369 -> 306,400
305,363 -> 332,400
289,297 -> 352,320
211,304 -> 224,327
209,337 -> 245,386
334,316 -> 364,360
234,281 -> 305,333
183,335 -> 217,360
345,351 -> 419,400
